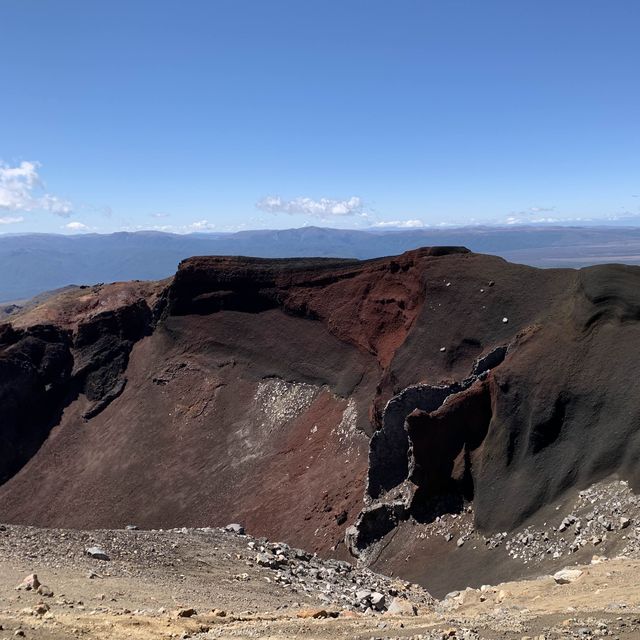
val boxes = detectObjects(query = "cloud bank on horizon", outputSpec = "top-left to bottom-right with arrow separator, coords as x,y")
0,159 -> 638,234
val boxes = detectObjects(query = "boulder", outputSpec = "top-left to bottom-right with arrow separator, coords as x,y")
386,597 -> 417,616
553,568 -> 583,584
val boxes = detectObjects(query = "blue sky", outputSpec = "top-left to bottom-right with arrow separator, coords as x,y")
0,0 -> 639,234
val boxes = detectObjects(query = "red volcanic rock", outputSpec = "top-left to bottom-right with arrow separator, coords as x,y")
3,247 -> 640,575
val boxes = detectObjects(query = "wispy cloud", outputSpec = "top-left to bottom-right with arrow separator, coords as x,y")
0,161 -> 73,216
0,215 -> 25,225
256,195 -> 367,218
119,219 -> 216,234
373,219 -> 425,229
503,206 -> 558,225
150,212 -> 170,219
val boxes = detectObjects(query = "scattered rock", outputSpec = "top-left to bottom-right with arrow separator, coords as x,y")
176,607 -> 196,618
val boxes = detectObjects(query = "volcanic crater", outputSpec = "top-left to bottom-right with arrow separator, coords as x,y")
2,246 -> 640,594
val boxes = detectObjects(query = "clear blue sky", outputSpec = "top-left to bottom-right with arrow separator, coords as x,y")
1,0 -> 638,234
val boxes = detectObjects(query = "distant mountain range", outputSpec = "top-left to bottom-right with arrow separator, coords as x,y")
3,225 -> 640,302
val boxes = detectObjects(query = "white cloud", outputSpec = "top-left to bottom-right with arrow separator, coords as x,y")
502,206 -> 560,225
150,212 -> 170,219
373,219 -> 425,229
256,195 -> 366,218
64,221 -> 89,231
187,219 -> 215,231
0,161 -> 73,216
0,215 -> 25,225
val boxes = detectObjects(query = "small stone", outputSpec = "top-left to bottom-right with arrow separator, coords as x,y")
356,589 -> 372,602
225,523 -> 245,535
125,524 -> 138,530
255,552 -> 277,568
620,517 -> 631,529
456,537 -> 465,547
34,603 -> 49,616
37,585 -> 53,597
370,592 -> 386,610
296,608 -> 336,619
502,317 -> 509,323
17,573 -> 40,591
496,589 -> 509,602
86,547 -> 110,561
176,608 -> 196,618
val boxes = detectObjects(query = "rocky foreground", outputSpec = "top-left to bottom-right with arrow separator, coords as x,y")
2,523 -> 640,640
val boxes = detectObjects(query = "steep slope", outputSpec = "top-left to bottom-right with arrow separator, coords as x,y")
3,248 -> 640,591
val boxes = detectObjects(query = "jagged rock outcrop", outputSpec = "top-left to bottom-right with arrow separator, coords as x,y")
348,346 -> 506,556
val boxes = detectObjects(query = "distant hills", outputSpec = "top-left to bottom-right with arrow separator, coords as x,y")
3,225 -> 640,302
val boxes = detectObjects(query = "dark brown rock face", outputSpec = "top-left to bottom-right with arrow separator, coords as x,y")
0,324 -> 72,484
0,299 -> 156,483
2,248 -> 640,572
